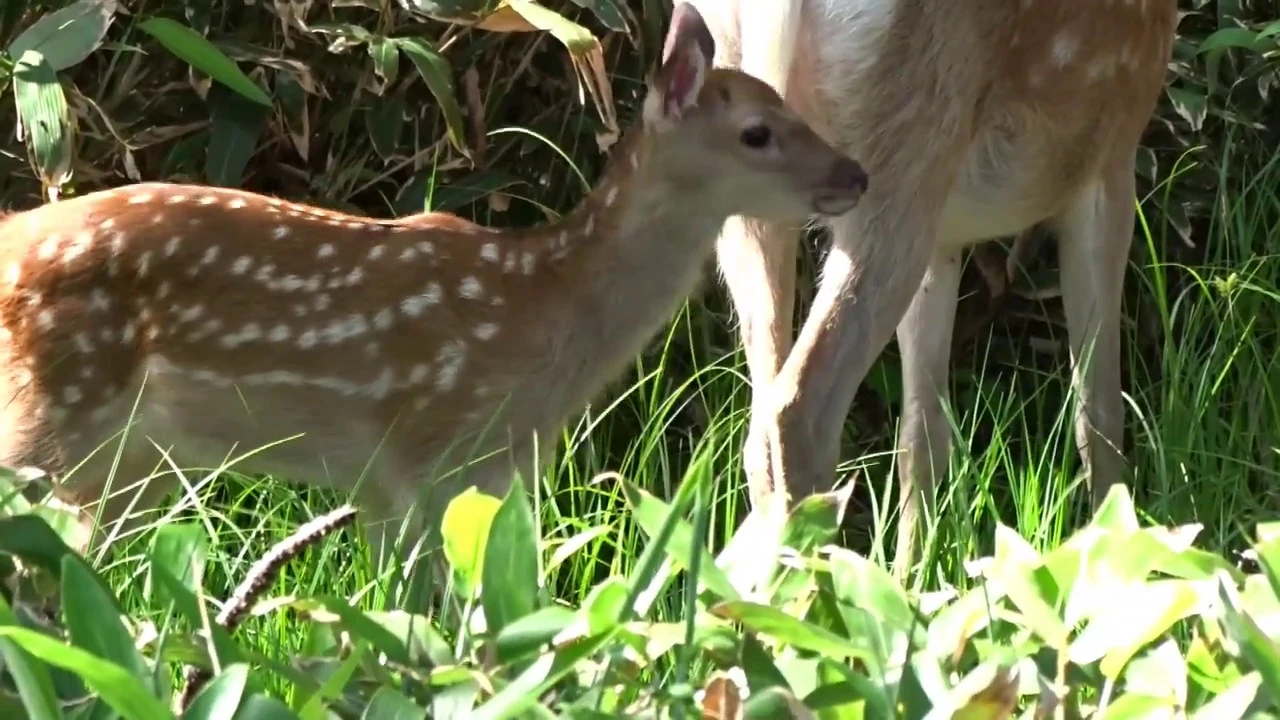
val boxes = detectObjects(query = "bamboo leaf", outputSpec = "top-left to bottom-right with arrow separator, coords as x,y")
11,50 -> 73,194
6,0 -> 117,72
137,16 -> 272,107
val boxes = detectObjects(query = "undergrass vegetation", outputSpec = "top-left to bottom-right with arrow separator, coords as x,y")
0,0 -> 1279,717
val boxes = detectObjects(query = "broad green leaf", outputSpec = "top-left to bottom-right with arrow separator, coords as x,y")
582,576 -> 628,636
1094,693 -> 1175,720
137,16 -> 272,106
300,596 -> 415,666
12,50 -> 74,191
148,563 -> 246,669
6,0 -> 117,71
364,686 -> 426,719
622,481 -> 741,602
742,686 -> 813,720
1088,484 -> 1140,534
147,521 -> 209,607
989,525 -> 1069,648
1190,671 -> 1263,720
61,556 -> 153,697
294,643 -> 366,720
1216,573 -> 1280,701
0,514 -> 116,603
1070,579 -> 1209,678
182,663 -> 249,720
472,629 -> 616,720
1197,27 -> 1267,53
0,596 -> 61,720
205,83 -> 269,187
367,36 -> 400,93
365,94 -> 405,161
393,36 -> 470,156
781,488 -> 852,556
364,610 -> 452,666
481,474 -> 541,635
1124,639 -> 1188,709
740,631 -> 792,695
493,605 -> 576,662
825,547 -> 919,661
805,658 -> 891,719
709,600 -> 876,662
568,0 -> 627,32
230,693 -> 298,719
0,624 -> 173,720
441,486 -> 502,595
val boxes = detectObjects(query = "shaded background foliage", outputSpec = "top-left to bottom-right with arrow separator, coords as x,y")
0,0 -> 1278,550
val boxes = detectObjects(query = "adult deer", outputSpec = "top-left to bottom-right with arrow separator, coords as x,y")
0,3 -> 866,567
690,0 -> 1179,572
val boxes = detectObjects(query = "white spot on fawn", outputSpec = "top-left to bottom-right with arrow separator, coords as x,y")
318,243 -> 335,259
368,245 -> 386,261
480,243 -> 500,262
400,282 -> 442,317
458,276 -> 483,299
272,225 -> 291,240
473,322 -> 499,341
37,235 -> 60,260
231,256 -> 253,274
434,341 -> 467,392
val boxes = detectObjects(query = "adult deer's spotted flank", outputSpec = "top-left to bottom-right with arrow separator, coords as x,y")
0,3 -> 866,566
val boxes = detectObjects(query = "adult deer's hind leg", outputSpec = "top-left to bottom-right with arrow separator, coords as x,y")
715,216 -> 802,508
892,250 -> 963,577
1048,157 -> 1135,510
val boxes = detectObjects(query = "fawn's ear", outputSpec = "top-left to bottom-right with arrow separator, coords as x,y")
642,3 -> 716,130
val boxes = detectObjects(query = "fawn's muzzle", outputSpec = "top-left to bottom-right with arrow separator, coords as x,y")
812,156 -> 868,216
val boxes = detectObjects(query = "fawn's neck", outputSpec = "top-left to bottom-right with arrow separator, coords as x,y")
504,126 -> 731,401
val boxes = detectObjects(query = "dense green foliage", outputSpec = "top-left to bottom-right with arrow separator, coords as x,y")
0,0 -> 1278,716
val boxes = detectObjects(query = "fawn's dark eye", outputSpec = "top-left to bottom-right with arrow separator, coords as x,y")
740,124 -> 772,149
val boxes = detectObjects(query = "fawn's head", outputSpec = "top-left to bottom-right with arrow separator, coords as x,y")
639,3 -> 867,221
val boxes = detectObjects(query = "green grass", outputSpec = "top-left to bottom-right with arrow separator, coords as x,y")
2,1 -> 1280,714
30,130 -> 1269,713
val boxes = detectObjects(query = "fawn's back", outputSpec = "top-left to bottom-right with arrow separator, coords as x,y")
0,1 -> 867,555
0,186 -> 559,499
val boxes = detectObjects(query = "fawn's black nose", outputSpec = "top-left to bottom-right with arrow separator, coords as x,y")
830,156 -> 869,196
812,156 -> 869,216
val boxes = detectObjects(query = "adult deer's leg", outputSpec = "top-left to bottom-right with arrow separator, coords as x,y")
715,216 -> 801,507
1048,158 -> 1135,509
765,182 -> 953,502
892,251 -> 963,577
